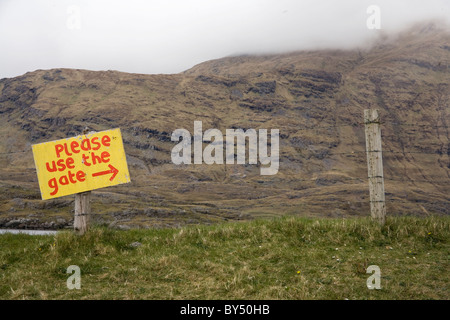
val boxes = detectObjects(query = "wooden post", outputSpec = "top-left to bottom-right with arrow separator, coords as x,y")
364,109 -> 386,225
73,127 -> 92,235
74,191 -> 91,235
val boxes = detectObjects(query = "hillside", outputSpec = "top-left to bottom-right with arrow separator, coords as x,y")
0,23 -> 448,229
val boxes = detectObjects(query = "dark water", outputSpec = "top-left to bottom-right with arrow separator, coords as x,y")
0,229 -> 58,235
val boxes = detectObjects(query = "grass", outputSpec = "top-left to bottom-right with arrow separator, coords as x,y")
0,216 -> 448,300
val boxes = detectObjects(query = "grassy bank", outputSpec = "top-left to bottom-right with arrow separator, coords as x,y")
0,216 -> 448,300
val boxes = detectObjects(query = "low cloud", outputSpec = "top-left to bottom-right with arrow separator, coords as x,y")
0,0 -> 449,79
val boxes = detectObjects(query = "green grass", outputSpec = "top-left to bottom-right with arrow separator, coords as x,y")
0,216 -> 448,300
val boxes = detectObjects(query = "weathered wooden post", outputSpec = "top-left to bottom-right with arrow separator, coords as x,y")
364,109 -> 386,225
74,191 -> 91,235
74,127 -> 92,235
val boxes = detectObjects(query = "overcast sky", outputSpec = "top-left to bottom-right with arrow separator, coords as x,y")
0,0 -> 449,79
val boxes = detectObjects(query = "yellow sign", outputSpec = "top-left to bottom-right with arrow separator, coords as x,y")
32,128 -> 131,200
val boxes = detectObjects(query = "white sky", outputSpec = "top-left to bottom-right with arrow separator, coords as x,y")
0,0 -> 449,79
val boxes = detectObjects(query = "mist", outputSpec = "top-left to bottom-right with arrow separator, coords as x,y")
0,0 -> 449,79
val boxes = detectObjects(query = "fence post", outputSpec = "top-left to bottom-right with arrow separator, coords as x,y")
364,109 -> 386,225
74,191 -> 91,235
73,127 -> 92,235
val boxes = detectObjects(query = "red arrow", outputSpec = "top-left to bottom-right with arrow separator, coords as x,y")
92,164 -> 119,181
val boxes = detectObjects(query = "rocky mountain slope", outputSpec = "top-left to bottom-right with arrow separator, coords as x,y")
0,23 -> 448,229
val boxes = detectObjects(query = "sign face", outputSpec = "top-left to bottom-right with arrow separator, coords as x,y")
32,128 -> 131,200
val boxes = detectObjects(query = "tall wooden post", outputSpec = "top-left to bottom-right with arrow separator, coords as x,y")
74,191 -> 91,235
73,127 -> 92,235
364,109 -> 386,225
